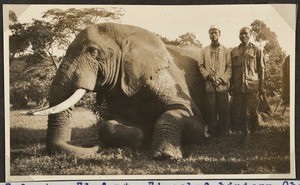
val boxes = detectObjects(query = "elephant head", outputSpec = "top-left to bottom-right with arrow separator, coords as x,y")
29,23 -> 173,156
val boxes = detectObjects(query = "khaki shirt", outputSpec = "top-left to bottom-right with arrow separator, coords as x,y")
231,42 -> 265,93
198,44 -> 232,93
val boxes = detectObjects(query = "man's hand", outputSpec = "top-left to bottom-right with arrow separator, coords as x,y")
207,74 -> 216,82
214,79 -> 222,86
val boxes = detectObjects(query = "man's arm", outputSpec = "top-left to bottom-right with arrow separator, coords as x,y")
219,48 -> 232,84
257,48 -> 265,94
228,49 -> 235,95
198,49 -> 212,80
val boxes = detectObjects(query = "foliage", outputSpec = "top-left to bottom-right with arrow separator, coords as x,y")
158,35 -> 181,46
10,66 -> 56,108
178,32 -> 202,48
75,92 -> 97,109
158,32 -> 202,48
42,7 -> 124,47
9,8 -> 124,67
250,20 -> 286,97
9,19 -> 61,68
9,10 -> 18,23
9,23 -> 31,62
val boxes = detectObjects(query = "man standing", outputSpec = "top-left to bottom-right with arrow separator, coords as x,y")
199,25 -> 232,137
230,27 -> 265,143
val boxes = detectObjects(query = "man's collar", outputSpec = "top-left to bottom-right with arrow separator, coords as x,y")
210,43 -> 221,48
210,43 -> 222,50
238,42 -> 253,48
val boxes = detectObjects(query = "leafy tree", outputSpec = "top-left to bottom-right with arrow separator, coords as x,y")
177,32 -> 202,48
28,19 -> 64,68
9,23 -> 31,64
158,32 -> 202,48
158,35 -> 181,46
251,20 -> 286,64
9,10 -> 18,23
9,11 -> 30,63
42,7 -> 124,48
250,20 -> 286,97
9,7 -> 124,68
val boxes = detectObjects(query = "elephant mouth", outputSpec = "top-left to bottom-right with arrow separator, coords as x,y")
23,89 -> 86,116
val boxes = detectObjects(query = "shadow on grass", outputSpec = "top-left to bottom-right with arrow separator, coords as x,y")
10,127 -> 47,145
183,125 -> 290,174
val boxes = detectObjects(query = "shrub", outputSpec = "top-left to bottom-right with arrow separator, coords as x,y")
264,57 -> 285,98
75,92 -> 97,109
10,66 -> 56,109
10,65 -> 107,115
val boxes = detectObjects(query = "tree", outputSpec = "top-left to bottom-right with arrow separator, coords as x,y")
158,32 -> 202,48
9,23 -> 31,64
251,20 -> 285,64
250,20 -> 286,97
157,34 -> 181,46
9,11 -> 30,64
42,7 -> 124,48
28,19 -> 64,68
177,32 -> 202,48
9,7 -> 125,68
9,10 -> 18,23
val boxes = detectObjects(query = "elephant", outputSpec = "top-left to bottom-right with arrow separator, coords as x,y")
28,22 -> 207,160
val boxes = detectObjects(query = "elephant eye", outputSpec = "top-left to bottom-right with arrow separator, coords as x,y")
88,47 -> 99,58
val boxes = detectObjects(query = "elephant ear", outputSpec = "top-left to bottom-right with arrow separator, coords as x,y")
121,31 -> 171,97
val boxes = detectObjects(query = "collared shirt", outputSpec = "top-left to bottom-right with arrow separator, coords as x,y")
210,46 -> 219,73
198,44 -> 232,93
231,42 -> 265,93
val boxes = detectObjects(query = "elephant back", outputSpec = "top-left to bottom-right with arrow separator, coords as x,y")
166,45 -> 207,119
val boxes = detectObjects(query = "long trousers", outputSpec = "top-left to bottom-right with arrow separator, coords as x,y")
206,91 -> 229,136
230,91 -> 259,135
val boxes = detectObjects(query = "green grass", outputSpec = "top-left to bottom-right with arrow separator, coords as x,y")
10,104 -> 291,175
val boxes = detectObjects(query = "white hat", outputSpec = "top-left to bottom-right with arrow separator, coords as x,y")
209,25 -> 220,33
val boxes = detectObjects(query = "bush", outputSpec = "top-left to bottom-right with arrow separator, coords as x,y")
10,66 -> 56,109
264,58 -> 284,97
75,92 -> 97,109
10,65 -> 107,115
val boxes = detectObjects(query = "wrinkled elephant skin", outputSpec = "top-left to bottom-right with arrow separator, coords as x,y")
45,23 -> 206,160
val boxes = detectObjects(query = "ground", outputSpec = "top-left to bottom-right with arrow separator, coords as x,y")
9,101 -> 290,175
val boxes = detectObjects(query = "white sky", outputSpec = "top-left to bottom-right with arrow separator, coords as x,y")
4,4 -> 296,55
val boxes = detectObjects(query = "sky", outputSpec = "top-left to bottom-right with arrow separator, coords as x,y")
4,4 -> 296,55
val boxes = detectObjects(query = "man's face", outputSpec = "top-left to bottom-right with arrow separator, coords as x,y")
239,28 -> 251,44
209,29 -> 220,42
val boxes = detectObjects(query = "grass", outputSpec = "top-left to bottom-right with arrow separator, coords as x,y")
9,103 -> 291,176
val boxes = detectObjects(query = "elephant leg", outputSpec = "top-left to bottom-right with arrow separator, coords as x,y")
152,109 -> 205,160
98,120 -> 144,147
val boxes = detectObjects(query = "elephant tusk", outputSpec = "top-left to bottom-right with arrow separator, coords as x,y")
23,89 -> 86,116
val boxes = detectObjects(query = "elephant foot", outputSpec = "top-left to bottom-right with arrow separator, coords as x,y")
152,142 -> 182,160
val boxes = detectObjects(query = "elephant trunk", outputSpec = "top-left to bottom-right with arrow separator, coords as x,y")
46,67 -> 99,156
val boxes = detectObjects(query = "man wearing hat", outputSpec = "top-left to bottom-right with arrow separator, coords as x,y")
198,25 -> 232,137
